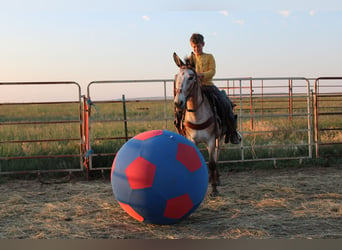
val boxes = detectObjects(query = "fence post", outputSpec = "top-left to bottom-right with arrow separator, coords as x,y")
82,96 -> 90,173
261,80 -> 264,121
288,79 -> 293,120
249,79 -> 254,130
239,79 -> 245,161
122,95 -> 128,141
308,88 -> 314,159
163,81 -> 168,129
314,79 -> 319,158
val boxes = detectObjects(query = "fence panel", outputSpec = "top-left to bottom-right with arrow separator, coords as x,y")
214,77 -> 313,165
3,77 -> 341,175
84,80 -> 175,173
314,77 -> 342,159
84,77 -> 314,172
0,82 -> 84,174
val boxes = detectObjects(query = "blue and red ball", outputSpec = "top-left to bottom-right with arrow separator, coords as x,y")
111,130 -> 208,224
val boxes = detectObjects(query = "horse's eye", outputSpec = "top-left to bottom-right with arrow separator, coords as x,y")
188,76 -> 194,81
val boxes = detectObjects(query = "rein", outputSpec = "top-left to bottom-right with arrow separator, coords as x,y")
183,67 -> 203,112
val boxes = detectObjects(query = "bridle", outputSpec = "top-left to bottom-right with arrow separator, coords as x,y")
175,66 -> 203,112
173,57 -> 216,133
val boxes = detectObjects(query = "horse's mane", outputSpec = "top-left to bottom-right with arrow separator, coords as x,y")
184,53 -> 196,69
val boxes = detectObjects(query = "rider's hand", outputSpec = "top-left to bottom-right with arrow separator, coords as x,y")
198,73 -> 204,82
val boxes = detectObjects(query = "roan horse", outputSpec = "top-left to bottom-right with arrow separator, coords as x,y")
173,52 -> 225,196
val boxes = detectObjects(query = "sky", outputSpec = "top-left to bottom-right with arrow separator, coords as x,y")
0,0 -> 342,101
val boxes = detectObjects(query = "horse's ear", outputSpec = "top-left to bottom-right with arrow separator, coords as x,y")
189,52 -> 196,68
173,52 -> 184,68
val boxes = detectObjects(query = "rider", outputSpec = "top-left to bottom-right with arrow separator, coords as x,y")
189,33 -> 240,144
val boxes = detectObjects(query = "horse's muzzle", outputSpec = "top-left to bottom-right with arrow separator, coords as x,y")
174,100 -> 185,110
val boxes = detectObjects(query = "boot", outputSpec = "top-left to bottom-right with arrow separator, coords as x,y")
229,130 -> 241,144
229,115 -> 241,144
224,130 -> 230,144
224,128 -> 240,144
227,114 -> 241,144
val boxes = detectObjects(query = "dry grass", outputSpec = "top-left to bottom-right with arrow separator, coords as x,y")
1,166 -> 342,239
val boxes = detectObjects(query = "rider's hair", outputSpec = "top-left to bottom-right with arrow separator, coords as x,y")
190,33 -> 204,45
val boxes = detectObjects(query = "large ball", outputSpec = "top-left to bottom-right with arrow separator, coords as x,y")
111,130 -> 208,225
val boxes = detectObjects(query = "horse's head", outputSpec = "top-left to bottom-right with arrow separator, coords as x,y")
173,52 -> 197,110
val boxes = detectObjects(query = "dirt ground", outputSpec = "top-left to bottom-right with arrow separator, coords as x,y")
1,165 -> 342,239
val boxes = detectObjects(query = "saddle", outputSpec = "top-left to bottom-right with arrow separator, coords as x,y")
174,87 -> 225,137
202,86 -> 233,134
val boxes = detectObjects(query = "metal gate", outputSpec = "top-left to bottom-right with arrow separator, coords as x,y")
314,77 -> 342,159
0,82 -> 84,174
83,80 -> 175,174
214,77 -> 313,166
84,77 -> 314,172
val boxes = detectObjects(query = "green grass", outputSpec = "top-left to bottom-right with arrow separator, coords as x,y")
0,103 -> 80,122
1,95 -> 342,173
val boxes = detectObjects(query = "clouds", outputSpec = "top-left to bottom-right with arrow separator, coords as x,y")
309,10 -> 317,16
218,10 -> 245,25
219,10 -> 229,16
233,20 -> 245,25
278,10 -> 291,18
142,15 -> 151,21
278,10 -> 318,18
214,7 -> 321,34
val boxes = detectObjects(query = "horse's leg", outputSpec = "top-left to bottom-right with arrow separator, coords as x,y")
208,141 -> 218,196
214,138 -> 222,186
208,161 -> 218,196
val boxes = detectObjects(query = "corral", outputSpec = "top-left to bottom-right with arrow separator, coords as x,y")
1,166 -> 341,239
0,77 -> 342,239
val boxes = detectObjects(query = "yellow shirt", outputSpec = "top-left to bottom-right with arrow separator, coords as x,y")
193,53 -> 216,86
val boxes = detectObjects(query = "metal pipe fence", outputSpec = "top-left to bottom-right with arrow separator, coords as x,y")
1,77 -> 342,175
84,77 -> 316,172
84,80 -> 173,174
314,77 -> 342,159
0,82 -> 84,175
213,77 -> 313,166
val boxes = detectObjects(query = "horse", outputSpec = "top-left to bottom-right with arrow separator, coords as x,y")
173,52 -> 225,196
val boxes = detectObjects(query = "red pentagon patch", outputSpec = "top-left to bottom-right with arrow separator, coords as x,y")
176,143 -> 202,172
164,193 -> 194,219
125,156 -> 156,189
118,201 -> 144,222
134,130 -> 163,141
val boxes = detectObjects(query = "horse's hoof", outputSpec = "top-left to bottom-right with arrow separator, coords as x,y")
210,191 -> 219,197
